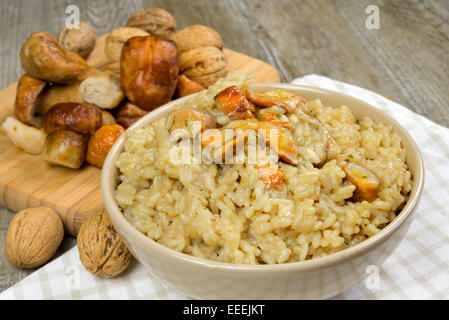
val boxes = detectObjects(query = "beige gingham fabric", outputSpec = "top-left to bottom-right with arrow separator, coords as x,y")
1,75 -> 448,300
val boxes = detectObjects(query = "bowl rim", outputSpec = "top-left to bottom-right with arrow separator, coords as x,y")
102,83 -> 425,274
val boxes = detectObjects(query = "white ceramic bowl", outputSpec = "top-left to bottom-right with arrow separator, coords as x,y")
102,84 -> 424,299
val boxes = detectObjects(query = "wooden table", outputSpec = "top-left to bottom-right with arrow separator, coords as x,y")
0,0 -> 448,294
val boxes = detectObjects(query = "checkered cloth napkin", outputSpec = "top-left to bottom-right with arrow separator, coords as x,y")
1,75 -> 449,300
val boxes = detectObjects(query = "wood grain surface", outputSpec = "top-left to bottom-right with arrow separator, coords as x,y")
0,0 -> 448,293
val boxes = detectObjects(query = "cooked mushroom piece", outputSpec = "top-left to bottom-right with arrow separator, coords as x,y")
342,162 -> 379,202
35,81 -> 84,116
172,108 -> 216,131
1,116 -> 46,155
201,128 -> 227,162
14,74 -> 46,127
257,121 -> 299,166
115,101 -> 147,129
176,74 -> 205,97
43,130 -> 88,169
86,124 -> 125,168
256,165 -> 285,190
78,71 -> 125,109
120,36 -> 179,111
43,102 -> 102,135
214,86 -> 254,120
245,89 -> 306,112
20,31 -> 89,84
201,128 -> 248,162
318,123 -> 341,163
101,110 -> 116,126
325,133 -> 340,161
99,62 -> 120,76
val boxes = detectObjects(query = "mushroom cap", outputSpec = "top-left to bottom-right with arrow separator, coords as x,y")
20,31 -> 89,84
43,102 -> 102,135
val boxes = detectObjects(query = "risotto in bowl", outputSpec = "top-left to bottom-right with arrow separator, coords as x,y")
102,73 -> 424,299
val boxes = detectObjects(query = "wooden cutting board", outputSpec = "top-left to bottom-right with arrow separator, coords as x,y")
0,34 -> 280,236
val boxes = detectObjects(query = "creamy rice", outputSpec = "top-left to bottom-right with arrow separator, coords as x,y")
114,72 -> 412,264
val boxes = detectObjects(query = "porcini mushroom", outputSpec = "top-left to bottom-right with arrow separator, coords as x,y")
43,102 -> 102,135
115,101 -> 147,129
20,31 -> 90,84
14,74 -> 46,127
43,130 -> 88,169
172,107 -> 216,131
245,89 -> 305,112
214,86 -> 254,120
342,162 -> 380,202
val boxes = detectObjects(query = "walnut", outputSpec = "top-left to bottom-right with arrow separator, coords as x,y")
179,46 -> 228,88
58,21 -> 97,59
126,8 -> 176,40
77,211 -> 132,277
4,207 -> 64,269
105,27 -> 149,63
170,25 -> 223,55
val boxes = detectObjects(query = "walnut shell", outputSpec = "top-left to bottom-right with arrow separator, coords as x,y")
179,46 -> 228,88
77,211 -> 132,277
20,31 -> 90,84
120,36 -> 179,111
105,27 -> 149,63
4,207 -> 64,269
170,25 -> 223,55
126,8 -> 176,39
58,21 -> 97,59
